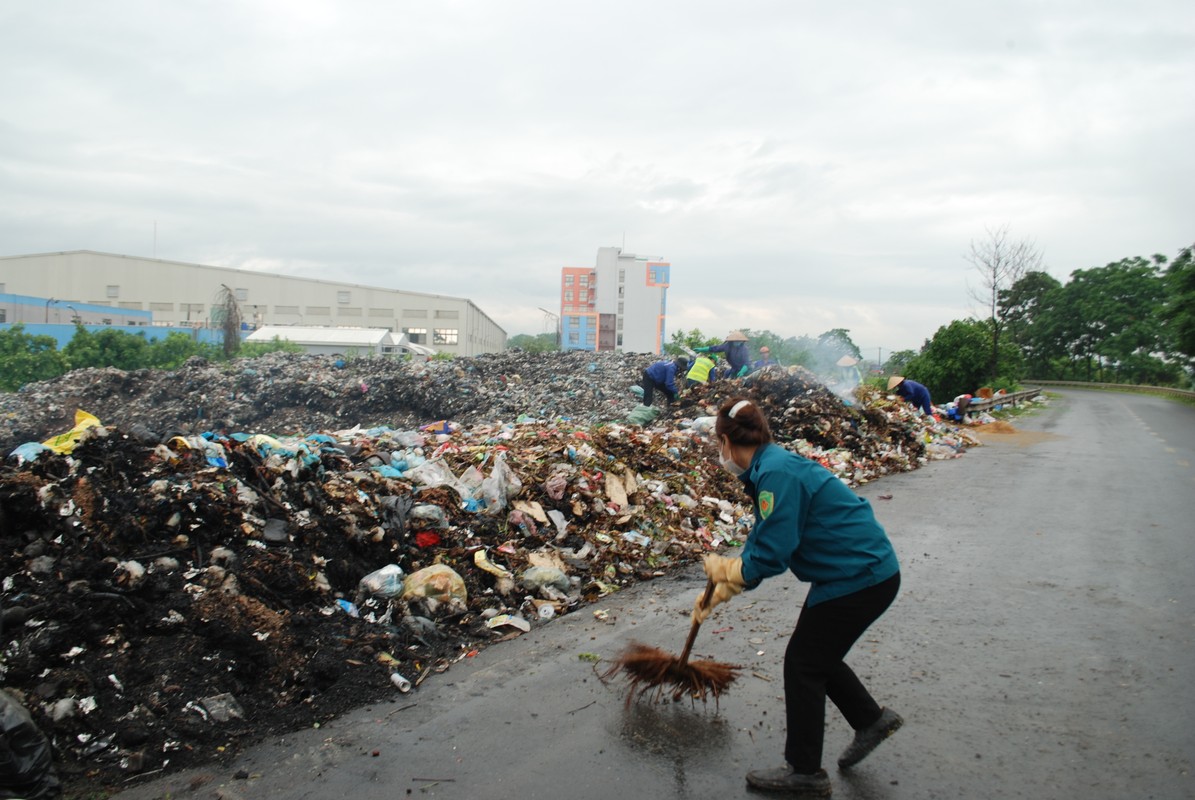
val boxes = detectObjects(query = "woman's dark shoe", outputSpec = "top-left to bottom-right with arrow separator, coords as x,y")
745,765 -> 832,796
838,707 -> 903,769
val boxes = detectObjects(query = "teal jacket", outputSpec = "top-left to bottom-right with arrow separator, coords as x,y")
737,443 -> 899,606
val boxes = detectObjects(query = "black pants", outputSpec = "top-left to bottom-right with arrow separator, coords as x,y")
784,572 -> 900,772
640,370 -> 672,407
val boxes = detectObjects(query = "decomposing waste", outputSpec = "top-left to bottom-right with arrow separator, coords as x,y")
0,351 -> 991,794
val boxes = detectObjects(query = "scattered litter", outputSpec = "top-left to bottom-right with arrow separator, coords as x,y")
0,350 -> 1002,794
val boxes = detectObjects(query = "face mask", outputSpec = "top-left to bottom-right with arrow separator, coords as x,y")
719,443 -> 746,477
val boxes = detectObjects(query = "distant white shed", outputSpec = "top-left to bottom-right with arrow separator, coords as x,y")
246,326 -> 435,358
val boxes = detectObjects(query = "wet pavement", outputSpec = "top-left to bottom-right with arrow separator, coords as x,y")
110,389 -> 1195,800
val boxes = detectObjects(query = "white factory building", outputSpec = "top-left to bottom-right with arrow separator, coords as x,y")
0,251 -> 506,356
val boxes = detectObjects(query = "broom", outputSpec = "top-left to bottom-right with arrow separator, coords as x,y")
602,580 -> 741,706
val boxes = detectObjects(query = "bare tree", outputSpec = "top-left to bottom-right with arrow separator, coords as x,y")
966,224 -> 1043,381
214,284 -> 242,358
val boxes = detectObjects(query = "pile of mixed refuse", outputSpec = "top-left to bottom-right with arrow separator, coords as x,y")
0,351 -> 985,795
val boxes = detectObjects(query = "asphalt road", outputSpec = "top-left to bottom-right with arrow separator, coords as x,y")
113,389 -> 1195,800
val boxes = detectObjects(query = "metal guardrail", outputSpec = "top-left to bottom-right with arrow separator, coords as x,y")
1025,380 -> 1195,401
963,387 -> 1042,414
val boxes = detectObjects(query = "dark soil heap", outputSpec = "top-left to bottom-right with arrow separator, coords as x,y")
0,352 -> 942,796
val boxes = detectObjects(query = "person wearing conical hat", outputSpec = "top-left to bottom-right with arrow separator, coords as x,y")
887,375 -> 934,417
835,355 -> 861,391
694,330 -> 751,378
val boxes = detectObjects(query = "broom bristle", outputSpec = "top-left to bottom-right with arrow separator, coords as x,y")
602,641 -> 740,706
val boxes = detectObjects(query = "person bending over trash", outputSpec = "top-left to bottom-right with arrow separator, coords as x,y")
694,397 -> 903,797
695,330 -> 751,378
887,375 -> 935,417
685,353 -> 717,388
639,357 -> 687,407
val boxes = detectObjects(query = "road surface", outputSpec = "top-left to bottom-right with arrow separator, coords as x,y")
113,389 -> 1195,800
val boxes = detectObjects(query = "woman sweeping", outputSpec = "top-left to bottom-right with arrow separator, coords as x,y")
694,397 -> 903,797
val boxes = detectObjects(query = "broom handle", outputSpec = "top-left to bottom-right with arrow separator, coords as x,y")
678,580 -> 716,665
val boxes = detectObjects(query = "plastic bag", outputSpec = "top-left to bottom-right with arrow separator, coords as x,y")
626,404 -> 660,426
42,409 -> 101,454
479,452 -> 523,515
356,564 -> 406,602
0,689 -> 61,799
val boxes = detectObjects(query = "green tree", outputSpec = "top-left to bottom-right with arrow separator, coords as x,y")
0,324 -> 68,391
507,333 -> 560,353
63,326 -> 152,371
999,271 -> 1065,378
1160,244 -> 1195,371
884,349 -> 918,375
1060,257 -> 1167,382
906,318 -> 1023,399
148,331 -> 222,368
665,328 -> 719,356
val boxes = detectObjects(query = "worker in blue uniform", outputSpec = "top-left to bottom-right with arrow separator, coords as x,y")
639,357 -> 687,407
887,375 -> 934,417
693,397 -> 903,797
695,330 -> 751,378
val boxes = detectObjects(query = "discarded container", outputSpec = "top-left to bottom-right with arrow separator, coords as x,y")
390,672 -> 412,693
401,564 -> 467,605
485,614 -> 531,633
0,689 -> 60,799
520,565 -> 570,592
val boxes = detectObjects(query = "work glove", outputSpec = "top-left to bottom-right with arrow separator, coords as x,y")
692,581 -> 743,624
691,554 -> 746,624
703,554 -> 744,586
693,346 -> 710,353
736,365 -> 750,378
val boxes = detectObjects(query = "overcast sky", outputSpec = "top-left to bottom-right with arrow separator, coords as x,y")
2,1 -> 1192,356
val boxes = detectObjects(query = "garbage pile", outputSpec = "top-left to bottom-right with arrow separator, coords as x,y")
0,352 -> 980,794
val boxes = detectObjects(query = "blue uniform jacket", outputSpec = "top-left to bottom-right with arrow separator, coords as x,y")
895,379 -> 933,415
737,443 -> 899,606
644,361 -> 679,395
708,341 -> 750,373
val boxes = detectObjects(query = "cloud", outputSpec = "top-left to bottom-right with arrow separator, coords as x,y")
1,0 -> 1192,353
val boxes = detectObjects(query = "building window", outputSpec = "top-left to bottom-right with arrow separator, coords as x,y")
585,331 -> 596,344
235,288 -> 248,301
337,307 -> 363,317
275,305 -> 300,315
404,327 -> 427,344
106,285 -> 120,298
618,269 -> 625,283
618,301 -> 624,314
564,290 -> 573,302
102,318 -> 112,325
618,286 -> 624,298
564,275 -> 574,286
403,308 -> 428,318
181,303 -> 203,318
434,309 -> 459,319
433,328 -> 458,345
369,308 -> 394,318
150,302 -> 174,312
118,301 -> 143,310
579,275 -> 588,287
0,309 -> 5,323
337,291 -> 351,304
568,332 -> 580,345
616,333 -> 623,346
617,318 -> 623,331
306,306 -> 330,316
